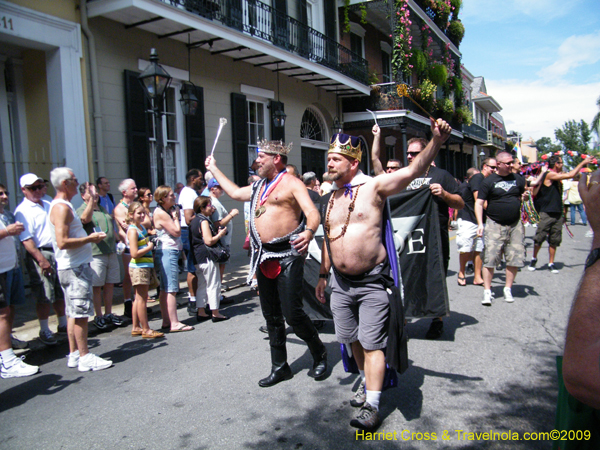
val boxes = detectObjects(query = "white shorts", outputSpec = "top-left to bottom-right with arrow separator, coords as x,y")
90,253 -> 121,287
456,219 -> 484,253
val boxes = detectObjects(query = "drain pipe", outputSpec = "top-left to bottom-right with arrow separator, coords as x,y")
81,0 -> 105,178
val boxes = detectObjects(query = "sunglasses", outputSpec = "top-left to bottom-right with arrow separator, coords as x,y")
26,185 -> 44,191
0,191 -> 8,196
486,165 -> 497,170
407,152 -> 421,157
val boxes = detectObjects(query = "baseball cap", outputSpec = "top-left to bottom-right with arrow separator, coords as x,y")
20,173 -> 44,188
207,178 -> 220,189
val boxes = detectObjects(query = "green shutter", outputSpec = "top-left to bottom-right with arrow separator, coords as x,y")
231,92 -> 248,186
124,70 -> 151,189
185,85 -> 206,171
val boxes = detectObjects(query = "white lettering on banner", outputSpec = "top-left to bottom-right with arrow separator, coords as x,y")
407,229 -> 426,254
391,216 -> 426,255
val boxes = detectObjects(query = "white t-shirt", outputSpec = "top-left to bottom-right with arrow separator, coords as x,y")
14,198 -> 53,247
0,220 -> 17,274
210,196 -> 232,247
178,186 -> 198,228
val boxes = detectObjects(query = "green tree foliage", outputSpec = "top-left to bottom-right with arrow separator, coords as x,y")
592,95 -> 600,137
542,120 -> 599,169
536,137 -> 561,155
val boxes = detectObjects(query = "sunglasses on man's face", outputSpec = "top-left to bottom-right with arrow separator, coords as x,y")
407,152 -> 421,157
26,185 -> 44,191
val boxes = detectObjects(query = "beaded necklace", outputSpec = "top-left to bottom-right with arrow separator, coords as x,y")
325,184 -> 361,242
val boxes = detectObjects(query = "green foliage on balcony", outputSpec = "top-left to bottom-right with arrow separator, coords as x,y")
428,63 -> 448,86
409,49 -> 428,76
447,19 -> 465,47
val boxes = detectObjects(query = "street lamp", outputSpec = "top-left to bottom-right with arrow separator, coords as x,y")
179,82 -> 199,116
272,63 -> 286,128
331,116 -> 343,135
138,48 -> 172,187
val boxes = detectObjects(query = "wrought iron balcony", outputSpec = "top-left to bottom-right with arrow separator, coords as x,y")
164,0 -> 369,84
462,122 -> 488,143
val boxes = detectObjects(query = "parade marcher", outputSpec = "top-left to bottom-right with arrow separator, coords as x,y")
205,140 -> 327,388
568,173 -> 587,226
316,118 -> 452,430
0,183 -> 39,378
404,137 -> 464,339
467,157 -> 497,285
530,155 -> 593,273
475,152 -> 526,305
14,173 -> 67,346
456,168 -> 483,286
76,183 -> 124,330
48,168 -> 113,372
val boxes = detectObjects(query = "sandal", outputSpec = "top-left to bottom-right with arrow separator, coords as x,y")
142,330 -> 165,339
131,329 -> 143,336
457,276 -> 467,286
170,324 -> 195,332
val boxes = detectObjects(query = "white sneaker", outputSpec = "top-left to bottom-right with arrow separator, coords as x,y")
585,230 -> 594,238
1,356 -> 40,379
67,350 -> 80,368
548,263 -> 559,274
504,287 -> 514,303
78,353 -> 113,372
482,290 -> 493,306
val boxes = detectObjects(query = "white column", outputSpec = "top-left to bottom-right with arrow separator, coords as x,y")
45,44 -> 88,178
0,56 -> 18,207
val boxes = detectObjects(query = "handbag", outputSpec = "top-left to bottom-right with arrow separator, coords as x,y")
199,215 -> 230,263
243,233 -> 250,250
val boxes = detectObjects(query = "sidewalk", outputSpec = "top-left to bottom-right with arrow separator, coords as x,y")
11,251 -> 252,354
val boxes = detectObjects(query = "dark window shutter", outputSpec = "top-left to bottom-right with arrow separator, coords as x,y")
298,0 -> 309,57
270,100 -> 285,142
272,0 -> 288,49
185,85 -> 206,171
231,92 -> 248,186
124,70 -> 151,188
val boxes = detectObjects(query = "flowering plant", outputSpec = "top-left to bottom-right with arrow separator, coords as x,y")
391,0 -> 413,80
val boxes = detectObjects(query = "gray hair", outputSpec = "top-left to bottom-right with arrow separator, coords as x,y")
118,178 -> 135,194
50,167 -> 73,189
302,171 -> 317,186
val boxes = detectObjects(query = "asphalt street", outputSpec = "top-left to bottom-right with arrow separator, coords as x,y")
0,223 -> 593,450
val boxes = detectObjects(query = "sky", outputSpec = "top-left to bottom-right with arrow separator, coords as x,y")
460,0 -> 600,144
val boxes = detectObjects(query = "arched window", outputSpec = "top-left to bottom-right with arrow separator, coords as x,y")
300,107 -> 327,143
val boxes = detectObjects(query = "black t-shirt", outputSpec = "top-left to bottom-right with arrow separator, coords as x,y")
534,172 -> 563,214
469,172 -> 487,222
189,215 -> 211,265
406,165 -> 459,230
307,189 -> 321,207
457,180 -> 476,224
478,173 -> 526,225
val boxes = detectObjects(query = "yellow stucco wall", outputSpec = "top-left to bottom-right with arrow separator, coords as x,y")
6,0 -> 80,22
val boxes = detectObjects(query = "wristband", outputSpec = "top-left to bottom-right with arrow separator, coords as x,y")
319,273 -> 328,279
306,228 -> 315,236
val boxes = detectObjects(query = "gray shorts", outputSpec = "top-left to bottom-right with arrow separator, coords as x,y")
482,218 -> 525,268
58,264 -> 94,319
329,266 -> 390,351
25,249 -> 63,304
90,253 -> 121,287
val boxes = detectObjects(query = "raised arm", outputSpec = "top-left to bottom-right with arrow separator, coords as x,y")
546,157 -> 593,182
370,124 -> 385,176
373,118 -> 451,198
205,156 -> 252,202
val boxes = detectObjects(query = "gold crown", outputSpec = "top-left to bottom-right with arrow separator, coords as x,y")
257,139 -> 292,156
328,134 -> 362,162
